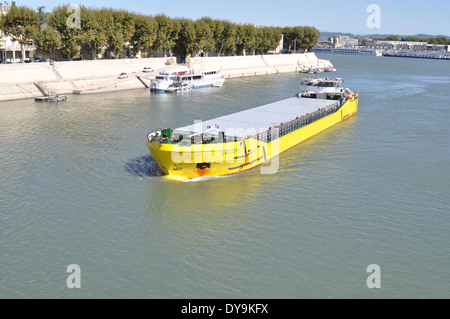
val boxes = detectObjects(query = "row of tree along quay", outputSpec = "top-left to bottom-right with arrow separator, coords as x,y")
0,3 -> 321,62
372,35 -> 450,44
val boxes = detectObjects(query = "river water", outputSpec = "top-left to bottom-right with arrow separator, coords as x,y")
1,54 -> 449,298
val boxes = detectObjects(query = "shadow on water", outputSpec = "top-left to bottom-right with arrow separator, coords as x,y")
124,155 -> 163,177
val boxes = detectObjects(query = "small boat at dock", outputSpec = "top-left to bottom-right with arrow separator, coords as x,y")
35,94 -> 67,102
33,81 -> 67,102
165,82 -> 194,93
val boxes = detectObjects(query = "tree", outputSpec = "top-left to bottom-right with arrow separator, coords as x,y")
130,15 -> 156,57
37,6 -> 50,30
108,10 -> 135,58
298,26 -> 320,52
79,8 -> 112,60
193,20 -> 213,56
214,20 -> 236,56
174,19 -> 196,59
239,24 -> 257,55
255,27 -> 280,54
254,27 -> 265,55
34,26 -> 61,60
434,37 -> 450,45
402,36 -> 422,42
383,35 -> 400,41
0,3 -> 39,63
283,26 -> 319,52
40,6 -> 322,60
47,6 -> 82,60
269,27 -> 283,52
283,26 -> 303,52
198,17 -> 216,56
154,15 -> 179,57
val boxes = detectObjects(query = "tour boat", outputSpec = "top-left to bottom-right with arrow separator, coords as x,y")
312,47 -> 382,56
150,72 -> 179,92
147,78 -> 358,181
151,70 -> 224,92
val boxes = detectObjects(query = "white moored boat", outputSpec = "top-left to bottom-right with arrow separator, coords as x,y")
150,72 -> 179,92
151,70 -> 225,92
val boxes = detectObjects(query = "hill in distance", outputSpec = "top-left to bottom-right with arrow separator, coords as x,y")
319,31 -> 450,40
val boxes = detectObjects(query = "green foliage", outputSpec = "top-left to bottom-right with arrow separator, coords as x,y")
79,8 -> 111,59
215,21 -> 237,56
174,19 -> 196,59
34,26 -> 61,59
37,6 -> 50,30
198,17 -> 216,55
193,19 -> 213,56
383,35 -> 401,41
130,15 -> 156,57
46,5 -> 82,60
283,26 -> 320,52
239,24 -> 257,55
1,4 -> 322,61
0,3 -> 39,44
153,15 -> 179,57
402,36 -> 450,45
109,10 -> 135,57
401,36 -> 422,42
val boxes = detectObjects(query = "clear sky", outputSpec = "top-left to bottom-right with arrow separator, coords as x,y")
11,0 -> 450,36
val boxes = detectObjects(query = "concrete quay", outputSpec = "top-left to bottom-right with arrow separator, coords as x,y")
0,53 -> 332,102
186,52 -> 332,77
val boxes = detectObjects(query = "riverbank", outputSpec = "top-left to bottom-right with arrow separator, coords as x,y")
0,53 -> 332,102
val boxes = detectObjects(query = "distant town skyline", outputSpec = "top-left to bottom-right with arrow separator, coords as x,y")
10,0 -> 450,37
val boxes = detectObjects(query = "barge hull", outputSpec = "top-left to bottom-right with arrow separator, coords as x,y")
147,96 -> 358,181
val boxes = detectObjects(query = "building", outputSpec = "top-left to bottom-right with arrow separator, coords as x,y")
426,44 -> 450,52
328,36 -> 359,48
1,2 -> 36,63
373,40 -> 428,51
268,34 -> 284,54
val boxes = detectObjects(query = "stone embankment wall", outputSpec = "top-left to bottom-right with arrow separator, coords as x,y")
186,52 -> 331,77
0,53 -> 332,102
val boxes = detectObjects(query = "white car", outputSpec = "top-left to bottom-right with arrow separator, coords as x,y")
118,72 -> 128,79
142,67 -> 153,73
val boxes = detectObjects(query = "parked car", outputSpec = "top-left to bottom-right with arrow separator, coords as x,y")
142,67 -> 153,73
118,72 -> 128,79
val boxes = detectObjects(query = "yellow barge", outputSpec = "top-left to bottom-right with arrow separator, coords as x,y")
147,78 -> 358,181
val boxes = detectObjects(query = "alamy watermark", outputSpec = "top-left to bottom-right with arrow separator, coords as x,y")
366,4 -> 381,29
66,264 -> 81,288
166,120 -> 280,175
366,264 -> 381,289
65,263 -> 381,290
67,4 -> 81,29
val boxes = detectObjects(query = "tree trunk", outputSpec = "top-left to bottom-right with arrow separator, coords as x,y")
21,43 -> 26,63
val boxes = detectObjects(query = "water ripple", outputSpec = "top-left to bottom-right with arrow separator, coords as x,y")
124,155 -> 163,177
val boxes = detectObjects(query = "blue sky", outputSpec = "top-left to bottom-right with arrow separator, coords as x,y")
13,0 -> 450,36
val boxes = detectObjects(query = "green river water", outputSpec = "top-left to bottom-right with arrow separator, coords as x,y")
1,54 -> 449,298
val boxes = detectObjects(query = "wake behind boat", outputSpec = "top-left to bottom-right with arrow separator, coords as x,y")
147,77 -> 358,181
